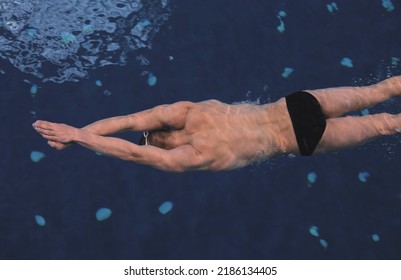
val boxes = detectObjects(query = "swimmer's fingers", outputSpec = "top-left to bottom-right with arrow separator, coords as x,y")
127,101 -> 195,131
33,124 -> 56,137
47,141 -> 71,150
33,121 -> 77,143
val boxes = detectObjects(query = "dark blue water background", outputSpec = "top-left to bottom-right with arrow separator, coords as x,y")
1,0 -> 401,259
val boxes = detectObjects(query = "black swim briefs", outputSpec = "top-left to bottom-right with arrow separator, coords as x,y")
285,91 -> 327,156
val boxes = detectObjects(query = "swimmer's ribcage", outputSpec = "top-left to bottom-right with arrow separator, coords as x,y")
0,0 -> 171,82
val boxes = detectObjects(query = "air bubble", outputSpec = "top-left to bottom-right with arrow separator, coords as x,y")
35,215 -> 46,227
327,2 -> 339,14
307,172 -> 317,184
277,11 -> 287,18
30,84 -> 38,97
281,67 -> 294,78
372,234 -> 380,242
309,226 -> 320,237
382,0 -> 395,12
31,151 -> 45,163
358,171 -> 370,183
60,31 -> 76,45
319,239 -> 328,249
159,201 -> 173,214
103,89 -> 112,96
96,208 -> 112,221
277,20 -> 285,33
147,73 -> 158,86
27,28 -> 37,37
340,57 -> 353,68
82,24 -> 93,34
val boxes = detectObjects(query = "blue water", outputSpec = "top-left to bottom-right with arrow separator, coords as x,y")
1,0 -> 401,259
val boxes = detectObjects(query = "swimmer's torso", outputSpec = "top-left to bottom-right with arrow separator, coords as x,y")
184,99 -> 298,170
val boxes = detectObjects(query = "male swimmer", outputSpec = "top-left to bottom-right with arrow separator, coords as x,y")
33,76 -> 401,172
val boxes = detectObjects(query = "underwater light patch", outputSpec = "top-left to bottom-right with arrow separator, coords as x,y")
382,0 -> 395,12
30,151 -> 45,163
319,239 -> 328,249
30,84 -> 38,97
159,201 -> 173,215
281,67 -> 294,78
309,226 -> 320,237
307,172 -> 317,184
96,208 -> 112,221
371,234 -> 381,242
34,215 -> 46,227
327,2 -> 339,14
147,73 -> 158,86
340,57 -> 353,68
358,171 -> 370,183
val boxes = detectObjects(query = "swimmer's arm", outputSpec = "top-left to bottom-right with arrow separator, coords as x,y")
81,102 -> 193,135
73,129 -> 138,160
73,129 -> 201,172
81,115 -> 134,135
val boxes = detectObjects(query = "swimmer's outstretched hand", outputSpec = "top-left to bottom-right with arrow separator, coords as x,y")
33,121 -> 77,150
